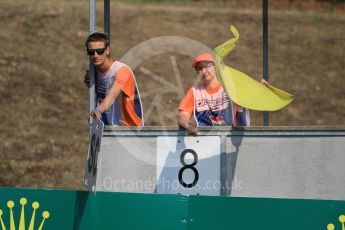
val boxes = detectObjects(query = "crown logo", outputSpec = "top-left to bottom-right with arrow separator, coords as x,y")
0,197 -> 50,230
327,214 -> 345,230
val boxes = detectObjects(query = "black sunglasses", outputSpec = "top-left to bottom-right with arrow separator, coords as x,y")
87,48 -> 106,56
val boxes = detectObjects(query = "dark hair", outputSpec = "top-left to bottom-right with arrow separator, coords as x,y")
85,32 -> 110,48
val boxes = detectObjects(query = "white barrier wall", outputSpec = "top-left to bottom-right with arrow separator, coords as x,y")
85,126 -> 345,200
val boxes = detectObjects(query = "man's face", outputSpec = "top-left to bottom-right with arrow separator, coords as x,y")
195,61 -> 217,83
86,41 -> 110,67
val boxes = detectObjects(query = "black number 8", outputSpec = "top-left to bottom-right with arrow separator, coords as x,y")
88,134 -> 100,177
178,149 -> 199,188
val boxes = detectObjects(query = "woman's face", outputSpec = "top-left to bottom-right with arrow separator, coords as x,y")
195,61 -> 217,84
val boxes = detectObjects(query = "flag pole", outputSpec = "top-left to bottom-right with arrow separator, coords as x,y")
89,0 -> 96,113
263,0 -> 269,126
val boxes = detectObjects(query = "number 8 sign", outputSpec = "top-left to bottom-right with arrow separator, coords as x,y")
84,118 -> 104,193
157,136 -> 221,196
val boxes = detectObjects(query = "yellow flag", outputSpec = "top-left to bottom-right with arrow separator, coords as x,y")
214,26 -> 294,111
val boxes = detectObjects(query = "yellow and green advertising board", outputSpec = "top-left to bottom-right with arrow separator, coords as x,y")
0,187 -> 344,230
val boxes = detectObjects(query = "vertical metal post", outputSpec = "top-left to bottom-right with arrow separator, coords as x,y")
89,0 -> 96,113
220,135 -> 227,196
104,0 -> 110,38
262,0 -> 269,126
